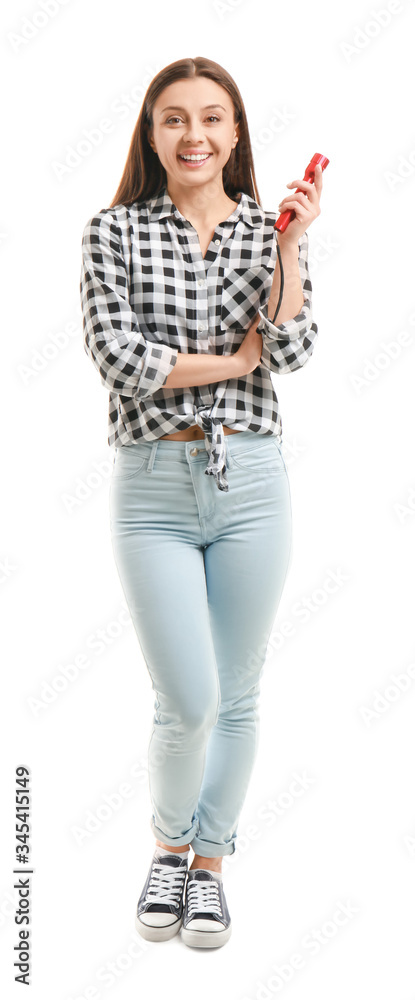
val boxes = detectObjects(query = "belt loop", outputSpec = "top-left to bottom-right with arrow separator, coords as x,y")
147,440 -> 158,472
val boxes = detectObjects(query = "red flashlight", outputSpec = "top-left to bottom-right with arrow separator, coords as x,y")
275,153 -> 330,233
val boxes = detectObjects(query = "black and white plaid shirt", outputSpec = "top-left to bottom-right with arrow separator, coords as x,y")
80,184 -> 318,491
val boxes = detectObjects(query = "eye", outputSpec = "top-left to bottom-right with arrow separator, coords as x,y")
164,115 -> 221,124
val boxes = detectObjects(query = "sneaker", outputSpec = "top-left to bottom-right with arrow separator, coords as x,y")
135,851 -> 188,941
181,869 -> 232,948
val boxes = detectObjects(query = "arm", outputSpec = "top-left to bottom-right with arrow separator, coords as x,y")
80,211 -> 179,398
256,231 -> 318,374
163,351 -> 242,389
266,237 -> 304,325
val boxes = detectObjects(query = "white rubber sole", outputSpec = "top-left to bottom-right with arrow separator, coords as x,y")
180,921 -> 232,948
135,912 -> 182,941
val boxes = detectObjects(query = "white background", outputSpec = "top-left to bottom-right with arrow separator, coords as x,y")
2,0 -> 415,997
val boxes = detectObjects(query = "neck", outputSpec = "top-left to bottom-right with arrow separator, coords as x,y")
166,178 -> 238,225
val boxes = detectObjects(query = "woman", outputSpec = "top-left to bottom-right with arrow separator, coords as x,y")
80,56 -> 323,950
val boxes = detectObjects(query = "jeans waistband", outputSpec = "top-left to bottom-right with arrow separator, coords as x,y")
115,429 -> 279,463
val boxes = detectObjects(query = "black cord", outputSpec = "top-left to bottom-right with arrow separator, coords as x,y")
269,240 -> 284,325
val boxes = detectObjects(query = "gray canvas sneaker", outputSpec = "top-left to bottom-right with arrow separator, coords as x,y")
135,851 -> 188,941
181,869 -> 232,948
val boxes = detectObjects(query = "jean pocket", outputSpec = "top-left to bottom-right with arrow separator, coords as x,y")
230,437 -> 284,473
112,446 -> 148,481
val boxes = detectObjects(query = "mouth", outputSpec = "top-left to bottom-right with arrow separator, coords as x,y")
178,153 -> 213,168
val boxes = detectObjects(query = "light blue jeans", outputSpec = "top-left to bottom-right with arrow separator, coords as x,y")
109,430 -> 292,857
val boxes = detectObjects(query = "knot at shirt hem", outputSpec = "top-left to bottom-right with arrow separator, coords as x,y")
194,408 -> 230,492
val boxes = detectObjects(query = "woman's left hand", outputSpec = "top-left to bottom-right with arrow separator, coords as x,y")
276,163 -> 323,246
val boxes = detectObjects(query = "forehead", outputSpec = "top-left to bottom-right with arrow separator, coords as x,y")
154,77 -> 233,113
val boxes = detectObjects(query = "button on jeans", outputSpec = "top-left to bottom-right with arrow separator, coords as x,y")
109,430 -> 292,857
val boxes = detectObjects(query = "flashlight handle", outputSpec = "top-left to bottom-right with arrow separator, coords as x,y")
275,153 -> 329,233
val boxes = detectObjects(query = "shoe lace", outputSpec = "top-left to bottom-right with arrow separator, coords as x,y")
186,879 -> 223,917
144,862 -> 186,906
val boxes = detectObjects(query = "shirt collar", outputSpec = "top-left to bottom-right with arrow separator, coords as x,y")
146,185 -> 264,229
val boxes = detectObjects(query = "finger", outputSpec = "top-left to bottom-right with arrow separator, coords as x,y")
287,174 -> 323,198
287,178 -> 315,191
278,192 -> 311,211
277,199 -> 318,224
313,165 -> 324,194
277,200 -> 309,220
285,184 -> 319,209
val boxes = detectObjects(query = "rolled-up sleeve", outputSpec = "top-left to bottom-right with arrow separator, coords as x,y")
256,230 -> 318,374
80,211 -> 178,397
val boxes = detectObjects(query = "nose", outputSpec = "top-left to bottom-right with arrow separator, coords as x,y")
182,116 -> 205,143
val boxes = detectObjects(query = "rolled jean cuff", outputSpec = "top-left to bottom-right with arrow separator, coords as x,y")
150,814 -> 199,847
189,834 -> 236,858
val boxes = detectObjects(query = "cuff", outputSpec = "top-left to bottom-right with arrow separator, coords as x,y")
137,343 -> 178,396
257,298 -> 313,343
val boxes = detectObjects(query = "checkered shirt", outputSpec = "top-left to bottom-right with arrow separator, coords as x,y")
80,185 -> 318,491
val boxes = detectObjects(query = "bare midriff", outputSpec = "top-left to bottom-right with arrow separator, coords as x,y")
160,425 -> 242,441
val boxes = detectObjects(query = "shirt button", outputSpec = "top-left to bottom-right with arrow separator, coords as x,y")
198,324 -> 205,332
214,238 -> 221,246
197,279 -> 205,287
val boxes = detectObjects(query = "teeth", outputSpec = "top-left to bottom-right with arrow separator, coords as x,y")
180,154 -> 210,161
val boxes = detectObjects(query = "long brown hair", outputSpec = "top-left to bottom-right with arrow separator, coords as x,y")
108,56 -> 261,209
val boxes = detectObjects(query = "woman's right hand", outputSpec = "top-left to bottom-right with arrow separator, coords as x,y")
233,312 -> 263,375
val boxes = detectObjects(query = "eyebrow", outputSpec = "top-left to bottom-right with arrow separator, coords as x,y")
160,104 -> 227,114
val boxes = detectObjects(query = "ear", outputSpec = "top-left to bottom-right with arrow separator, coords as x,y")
232,122 -> 240,149
146,125 -> 156,152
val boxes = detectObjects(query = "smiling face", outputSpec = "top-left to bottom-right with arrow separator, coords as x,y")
147,77 -> 239,196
